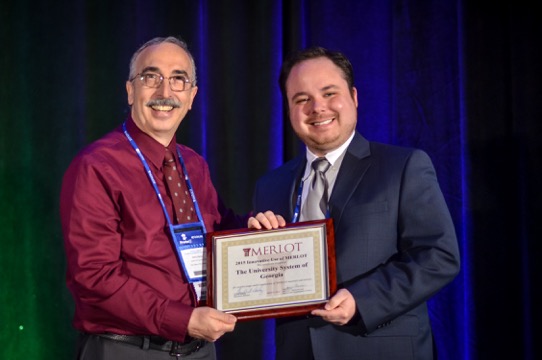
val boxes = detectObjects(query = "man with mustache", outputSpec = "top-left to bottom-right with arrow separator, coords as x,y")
251,47 -> 460,359
60,36 -> 283,360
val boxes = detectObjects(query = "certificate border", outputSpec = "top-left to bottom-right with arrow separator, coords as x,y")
205,219 -> 336,321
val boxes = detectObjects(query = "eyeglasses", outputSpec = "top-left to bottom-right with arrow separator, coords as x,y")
130,72 -> 195,92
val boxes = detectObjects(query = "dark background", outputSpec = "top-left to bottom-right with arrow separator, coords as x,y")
1,1 -> 540,359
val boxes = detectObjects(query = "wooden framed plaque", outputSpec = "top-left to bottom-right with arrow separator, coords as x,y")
205,219 -> 336,321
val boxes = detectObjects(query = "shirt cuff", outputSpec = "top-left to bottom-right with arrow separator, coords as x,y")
160,301 -> 195,342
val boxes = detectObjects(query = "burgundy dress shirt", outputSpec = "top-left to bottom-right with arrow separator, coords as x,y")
60,118 -> 242,343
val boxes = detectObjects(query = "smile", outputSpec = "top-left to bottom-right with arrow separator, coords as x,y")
146,98 -> 181,112
311,117 -> 334,126
150,105 -> 174,112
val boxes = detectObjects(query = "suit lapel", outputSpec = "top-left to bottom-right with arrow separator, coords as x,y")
329,133 -> 372,227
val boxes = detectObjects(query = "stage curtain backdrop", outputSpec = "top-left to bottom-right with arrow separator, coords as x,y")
0,1 -> 540,359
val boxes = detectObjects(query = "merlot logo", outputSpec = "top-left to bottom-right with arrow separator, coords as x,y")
242,242 -> 302,257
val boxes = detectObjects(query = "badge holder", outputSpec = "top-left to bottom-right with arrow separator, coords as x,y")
169,222 -> 207,302
169,222 -> 206,283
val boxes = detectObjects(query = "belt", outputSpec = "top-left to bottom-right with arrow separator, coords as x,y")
97,333 -> 205,357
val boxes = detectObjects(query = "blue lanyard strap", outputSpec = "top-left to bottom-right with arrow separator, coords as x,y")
292,180 -> 304,223
122,122 -> 206,233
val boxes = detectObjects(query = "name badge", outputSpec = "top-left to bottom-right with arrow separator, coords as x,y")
169,222 -> 207,300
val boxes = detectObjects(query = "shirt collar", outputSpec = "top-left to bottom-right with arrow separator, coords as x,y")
304,130 -> 355,173
125,116 -> 177,170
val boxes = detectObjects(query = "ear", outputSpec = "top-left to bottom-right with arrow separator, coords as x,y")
351,87 -> 358,108
126,81 -> 134,105
187,86 -> 198,110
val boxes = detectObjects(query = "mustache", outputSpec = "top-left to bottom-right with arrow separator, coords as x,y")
145,98 -> 181,108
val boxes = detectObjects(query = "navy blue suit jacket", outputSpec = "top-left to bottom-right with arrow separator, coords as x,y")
252,133 -> 460,360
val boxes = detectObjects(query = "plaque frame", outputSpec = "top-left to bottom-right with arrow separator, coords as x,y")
205,219 -> 336,321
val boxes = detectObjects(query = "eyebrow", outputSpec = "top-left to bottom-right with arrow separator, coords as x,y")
320,84 -> 340,92
140,66 -> 190,76
290,84 -> 340,100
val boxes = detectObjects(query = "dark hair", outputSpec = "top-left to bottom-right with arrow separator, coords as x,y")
128,36 -> 197,85
278,46 -> 355,103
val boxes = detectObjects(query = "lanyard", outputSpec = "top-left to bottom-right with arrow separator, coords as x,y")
122,122 -> 207,234
291,180 -> 304,223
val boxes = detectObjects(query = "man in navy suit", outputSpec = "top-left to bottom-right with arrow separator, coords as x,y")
250,47 -> 460,360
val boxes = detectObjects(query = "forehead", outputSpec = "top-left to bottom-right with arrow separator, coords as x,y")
135,42 -> 193,73
286,57 -> 346,91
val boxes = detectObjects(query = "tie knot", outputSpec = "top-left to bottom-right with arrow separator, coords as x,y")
312,157 -> 330,173
164,148 -> 175,164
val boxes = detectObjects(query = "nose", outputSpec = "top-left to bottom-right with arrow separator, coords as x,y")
155,78 -> 173,97
308,98 -> 326,114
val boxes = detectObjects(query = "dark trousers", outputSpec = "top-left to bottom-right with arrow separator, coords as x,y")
76,334 -> 216,360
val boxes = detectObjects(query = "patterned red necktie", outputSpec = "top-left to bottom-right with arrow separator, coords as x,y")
163,148 -> 195,223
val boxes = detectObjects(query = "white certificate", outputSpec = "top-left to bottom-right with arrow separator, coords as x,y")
206,219 -> 336,320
